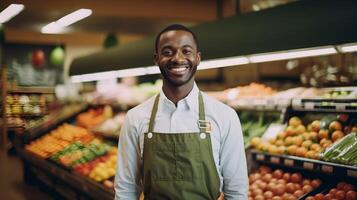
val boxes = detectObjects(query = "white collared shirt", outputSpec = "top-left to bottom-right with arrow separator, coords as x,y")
115,83 -> 248,200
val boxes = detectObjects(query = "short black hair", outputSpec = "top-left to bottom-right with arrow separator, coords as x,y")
155,24 -> 199,53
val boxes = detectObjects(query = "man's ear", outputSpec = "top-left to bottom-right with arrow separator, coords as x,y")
154,53 -> 158,65
197,51 -> 201,65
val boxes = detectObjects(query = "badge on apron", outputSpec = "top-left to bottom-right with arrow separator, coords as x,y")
198,120 -> 212,133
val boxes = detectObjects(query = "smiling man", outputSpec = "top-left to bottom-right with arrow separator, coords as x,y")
115,24 -> 248,200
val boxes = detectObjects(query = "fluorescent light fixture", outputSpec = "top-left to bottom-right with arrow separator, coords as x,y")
41,8 -> 92,34
338,43 -> 357,53
41,22 -> 63,34
117,68 -> 146,78
0,4 -> 25,23
56,9 -> 92,27
249,46 -> 337,63
70,66 -> 161,83
146,66 -> 161,75
198,56 -> 249,70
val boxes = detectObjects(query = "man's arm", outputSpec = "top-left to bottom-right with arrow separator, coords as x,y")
115,111 -> 142,200
220,109 -> 248,199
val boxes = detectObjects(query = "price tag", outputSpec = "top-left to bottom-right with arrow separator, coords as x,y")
335,104 -> 345,112
303,162 -> 314,170
270,157 -> 280,164
256,154 -> 265,161
321,165 -> 333,174
347,170 -> 357,178
284,159 -> 294,167
305,102 -> 315,110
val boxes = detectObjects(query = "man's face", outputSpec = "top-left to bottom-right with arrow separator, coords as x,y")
155,30 -> 201,87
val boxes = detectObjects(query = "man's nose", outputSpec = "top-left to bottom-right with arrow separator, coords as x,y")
172,51 -> 185,63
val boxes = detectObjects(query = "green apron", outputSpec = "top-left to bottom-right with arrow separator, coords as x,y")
142,92 -> 221,200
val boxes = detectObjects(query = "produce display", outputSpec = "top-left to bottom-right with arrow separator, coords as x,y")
216,83 -> 277,102
305,182 -> 356,200
240,112 -> 281,148
251,115 -> 355,160
320,132 -> 357,166
249,166 -> 322,200
5,94 -> 47,116
76,105 -> 113,129
25,124 -> 95,158
50,139 -> 113,167
91,112 -> 126,138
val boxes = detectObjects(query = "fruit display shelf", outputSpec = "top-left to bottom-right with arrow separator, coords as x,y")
17,148 -> 114,200
227,98 -> 290,111
292,98 -> 357,113
251,150 -> 357,180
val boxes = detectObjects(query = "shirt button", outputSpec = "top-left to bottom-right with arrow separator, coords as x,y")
200,133 -> 206,139
147,132 -> 153,139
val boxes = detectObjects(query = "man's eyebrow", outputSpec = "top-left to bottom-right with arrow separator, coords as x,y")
160,45 -> 173,51
182,45 -> 194,49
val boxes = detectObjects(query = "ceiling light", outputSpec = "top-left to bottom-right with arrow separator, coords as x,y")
41,8 -> 92,34
56,9 -> 92,27
0,4 -> 25,23
198,56 -> 249,70
117,68 -> 146,78
249,46 -> 337,63
41,22 -> 63,34
338,43 -> 357,53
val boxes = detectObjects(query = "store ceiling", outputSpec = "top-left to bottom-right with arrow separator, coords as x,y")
0,0 -> 222,36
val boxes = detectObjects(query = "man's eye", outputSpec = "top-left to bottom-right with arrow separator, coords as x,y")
162,50 -> 173,56
183,50 -> 192,55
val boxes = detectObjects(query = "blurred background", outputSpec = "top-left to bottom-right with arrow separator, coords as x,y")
0,0 -> 357,200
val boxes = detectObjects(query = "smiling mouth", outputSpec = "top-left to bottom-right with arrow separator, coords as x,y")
168,65 -> 189,73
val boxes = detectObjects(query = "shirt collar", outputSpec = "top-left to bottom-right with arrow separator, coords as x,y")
159,82 -> 199,111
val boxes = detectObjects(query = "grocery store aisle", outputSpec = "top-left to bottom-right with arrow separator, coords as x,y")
0,150 -> 53,200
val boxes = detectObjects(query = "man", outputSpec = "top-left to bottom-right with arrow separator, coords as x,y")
115,24 -> 248,200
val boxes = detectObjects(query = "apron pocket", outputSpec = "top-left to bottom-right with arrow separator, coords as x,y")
152,142 -> 175,180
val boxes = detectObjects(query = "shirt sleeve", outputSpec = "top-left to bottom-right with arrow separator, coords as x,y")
220,109 -> 249,200
114,111 -> 143,200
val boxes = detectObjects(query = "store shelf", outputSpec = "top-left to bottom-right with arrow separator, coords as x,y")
251,150 -> 357,179
227,98 -> 290,111
18,149 -> 114,200
292,98 -> 357,113
8,86 -> 55,94
23,104 -> 88,142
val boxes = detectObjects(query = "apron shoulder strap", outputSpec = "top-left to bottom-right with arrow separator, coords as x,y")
148,94 -> 160,133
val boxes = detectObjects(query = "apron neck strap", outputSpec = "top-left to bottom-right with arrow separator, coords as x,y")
148,91 -> 206,133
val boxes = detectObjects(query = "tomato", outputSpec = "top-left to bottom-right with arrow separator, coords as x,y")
335,190 -> 346,200
337,182 -> 347,190
293,190 -> 304,198
343,184 -> 355,192
286,183 -> 295,193
263,173 -> 273,183
346,191 -> 357,200
273,169 -> 283,179
291,173 -> 303,183
282,173 -> 291,182
314,193 -> 324,200
303,185 -> 313,193
264,191 -> 274,199
311,179 -> 322,188
259,166 -> 272,175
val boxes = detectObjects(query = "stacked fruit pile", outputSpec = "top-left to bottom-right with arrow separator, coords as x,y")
76,106 -> 113,129
305,182 -> 356,200
25,124 -> 95,158
251,115 -> 353,160
50,139 -> 113,167
88,152 -> 117,182
249,166 -> 322,200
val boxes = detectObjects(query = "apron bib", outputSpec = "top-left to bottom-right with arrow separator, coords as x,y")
142,92 -> 220,200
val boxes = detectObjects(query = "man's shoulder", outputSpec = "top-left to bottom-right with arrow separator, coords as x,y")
126,94 -> 157,120
201,92 -> 236,115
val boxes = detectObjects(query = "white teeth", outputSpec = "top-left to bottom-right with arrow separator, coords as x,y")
171,68 -> 187,72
